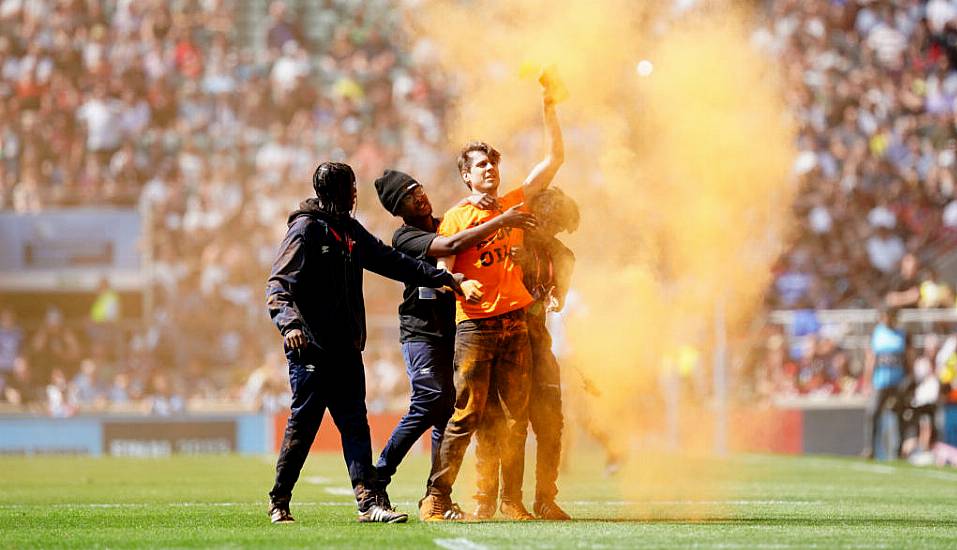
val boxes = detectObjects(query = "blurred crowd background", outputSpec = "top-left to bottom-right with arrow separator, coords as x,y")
0,0 -> 451,416
0,0 -> 956,430
749,0 -> 957,413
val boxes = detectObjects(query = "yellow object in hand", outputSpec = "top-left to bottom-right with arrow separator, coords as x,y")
539,64 -> 569,103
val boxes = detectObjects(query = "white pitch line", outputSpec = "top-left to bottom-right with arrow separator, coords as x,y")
434,538 -> 489,550
323,487 -> 356,496
745,453 -> 957,482
913,469 -> 957,481
303,476 -> 332,485
849,463 -> 896,474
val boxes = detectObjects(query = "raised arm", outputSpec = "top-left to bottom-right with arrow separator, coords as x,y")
522,84 -> 564,199
428,204 -> 535,257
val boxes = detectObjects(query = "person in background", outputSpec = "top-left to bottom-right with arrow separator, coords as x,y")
266,1 -> 307,54
901,334 -> 940,458
90,282 -> 121,329
71,358 -> 103,408
796,336 -> 830,394
107,371 -> 132,406
862,308 -> 910,459
918,268 -> 953,309
146,372 -> 185,417
46,368 -> 75,418
30,307 -> 81,383
884,253 -> 920,308
0,308 -> 23,379
88,277 -> 121,354
4,356 -> 39,407
937,334 -> 957,412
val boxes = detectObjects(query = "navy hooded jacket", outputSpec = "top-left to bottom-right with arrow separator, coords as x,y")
266,198 -> 455,352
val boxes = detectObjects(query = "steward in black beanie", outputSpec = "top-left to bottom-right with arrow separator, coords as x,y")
375,170 -> 420,216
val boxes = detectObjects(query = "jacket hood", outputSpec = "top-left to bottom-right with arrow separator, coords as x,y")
287,198 -> 351,226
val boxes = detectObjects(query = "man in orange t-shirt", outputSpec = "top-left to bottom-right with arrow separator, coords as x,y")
421,78 -> 564,521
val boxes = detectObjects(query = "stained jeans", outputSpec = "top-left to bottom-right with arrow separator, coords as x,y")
475,311 -> 563,505
375,339 -> 455,490
269,345 -> 377,510
428,311 -> 531,501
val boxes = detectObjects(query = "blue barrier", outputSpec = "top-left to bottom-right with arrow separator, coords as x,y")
0,416 -> 102,455
0,406 -> 953,456
0,414 -> 274,455
236,414 -> 272,454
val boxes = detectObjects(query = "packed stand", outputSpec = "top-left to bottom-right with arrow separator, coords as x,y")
742,1 -> 957,422
0,0 -> 450,415
760,0 -> 957,310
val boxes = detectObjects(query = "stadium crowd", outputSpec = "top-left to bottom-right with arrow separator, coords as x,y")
747,0 -> 955,395
0,0 -> 450,415
764,0 -> 957,311
1,0 -> 957,430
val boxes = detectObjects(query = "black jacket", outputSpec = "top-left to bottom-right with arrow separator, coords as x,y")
266,199 -> 455,352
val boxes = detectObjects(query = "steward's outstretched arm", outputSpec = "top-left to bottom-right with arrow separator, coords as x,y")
428,205 -> 535,257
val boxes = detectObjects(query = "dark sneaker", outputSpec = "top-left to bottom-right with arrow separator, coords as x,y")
420,494 -> 466,522
499,499 -> 534,520
472,500 -> 496,520
358,504 -> 409,524
268,503 -> 295,524
377,490 -> 395,512
534,500 -> 571,520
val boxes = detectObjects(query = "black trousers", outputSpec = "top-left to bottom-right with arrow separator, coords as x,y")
269,345 -> 377,510
863,386 -> 905,458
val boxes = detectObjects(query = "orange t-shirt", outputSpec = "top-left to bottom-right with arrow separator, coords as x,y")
438,187 -> 534,323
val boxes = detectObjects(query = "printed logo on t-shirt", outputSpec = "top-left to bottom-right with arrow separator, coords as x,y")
474,226 -> 516,267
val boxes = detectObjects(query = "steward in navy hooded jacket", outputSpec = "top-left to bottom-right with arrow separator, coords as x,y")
266,198 -> 456,352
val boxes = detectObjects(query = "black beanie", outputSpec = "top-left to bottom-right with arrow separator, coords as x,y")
374,170 -> 420,215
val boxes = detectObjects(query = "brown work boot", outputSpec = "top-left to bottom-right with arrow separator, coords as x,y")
419,493 -> 466,522
499,499 -> 534,520
471,500 -> 496,520
534,499 -> 571,520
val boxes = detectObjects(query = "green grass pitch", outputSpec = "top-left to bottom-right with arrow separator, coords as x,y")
1,451 -> 955,549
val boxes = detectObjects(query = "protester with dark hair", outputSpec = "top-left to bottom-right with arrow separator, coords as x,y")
372,168 -> 535,514
473,187 -> 578,521
265,162 -> 463,525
